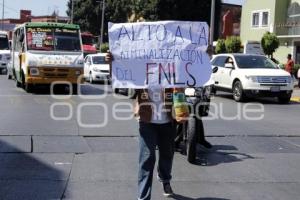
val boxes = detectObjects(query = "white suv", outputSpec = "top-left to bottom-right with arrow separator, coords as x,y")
211,54 -> 293,103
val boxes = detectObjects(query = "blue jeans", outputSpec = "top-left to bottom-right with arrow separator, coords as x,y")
138,121 -> 175,200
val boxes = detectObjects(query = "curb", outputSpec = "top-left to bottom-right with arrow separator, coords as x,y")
291,96 -> 300,102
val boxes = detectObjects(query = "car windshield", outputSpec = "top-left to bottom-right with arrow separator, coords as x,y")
0,35 -> 9,50
26,27 -> 81,51
92,56 -> 105,64
234,55 -> 277,69
82,35 -> 95,45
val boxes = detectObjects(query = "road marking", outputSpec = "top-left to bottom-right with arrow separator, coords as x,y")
291,96 -> 300,102
54,162 -> 72,165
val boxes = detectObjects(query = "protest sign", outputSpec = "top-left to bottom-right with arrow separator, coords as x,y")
108,21 -> 212,88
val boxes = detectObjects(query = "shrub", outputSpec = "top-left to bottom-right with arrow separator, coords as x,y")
225,36 -> 241,53
261,32 -> 279,58
100,43 -> 109,53
215,39 -> 226,54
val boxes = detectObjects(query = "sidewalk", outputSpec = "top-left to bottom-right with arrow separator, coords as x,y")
1,135 -> 300,200
292,86 -> 300,102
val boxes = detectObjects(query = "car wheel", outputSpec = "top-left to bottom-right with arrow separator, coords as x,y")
72,84 -> 78,95
233,80 -> 246,102
25,83 -> 33,93
278,95 -> 291,104
89,72 -> 94,84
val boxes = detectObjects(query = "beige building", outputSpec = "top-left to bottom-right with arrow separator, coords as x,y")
241,0 -> 300,64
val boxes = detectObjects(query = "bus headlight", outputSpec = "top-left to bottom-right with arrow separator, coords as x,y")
29,68 -> 39,76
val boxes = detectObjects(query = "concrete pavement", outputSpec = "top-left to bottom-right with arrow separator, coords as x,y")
1,75 -> 300,200
2,135 -> 300,199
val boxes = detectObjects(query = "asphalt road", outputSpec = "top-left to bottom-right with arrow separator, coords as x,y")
1,74 -> 300,200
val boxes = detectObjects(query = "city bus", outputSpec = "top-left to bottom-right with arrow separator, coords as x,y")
11,22 -> 84,93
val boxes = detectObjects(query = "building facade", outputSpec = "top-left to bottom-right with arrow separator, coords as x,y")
241,0 -> 300,64
0,10 -> 69,39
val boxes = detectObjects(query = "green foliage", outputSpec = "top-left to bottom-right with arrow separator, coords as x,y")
293,64 -> 300,76
100,43 -> 109,53
67,0 -> 132,42
136,0 -> 221,40
225,36 -> 241,53
215,39 -> 226,54
67,0 -> 222,42
261,32 -> 279,57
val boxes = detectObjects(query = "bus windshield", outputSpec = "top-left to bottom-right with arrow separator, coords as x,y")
26,27 -> 81,51
0,35 -> 9,50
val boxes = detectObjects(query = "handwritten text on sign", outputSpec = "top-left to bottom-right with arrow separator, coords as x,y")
108,21 -> 212,88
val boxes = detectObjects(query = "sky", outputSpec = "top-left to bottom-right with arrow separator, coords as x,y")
2,0 -> 245,19
2,0 -> 69,19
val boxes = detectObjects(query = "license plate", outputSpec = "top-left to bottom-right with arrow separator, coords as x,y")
270,86 -> 280,92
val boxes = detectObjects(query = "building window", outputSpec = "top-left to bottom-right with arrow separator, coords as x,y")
262,12 -> 269,26
252,12 -> 259,27
251,10 -> 269,28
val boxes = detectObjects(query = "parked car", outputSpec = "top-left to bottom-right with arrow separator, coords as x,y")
84,53 -> 110,83
6,59 -> 13,79
211,54 -> 293,103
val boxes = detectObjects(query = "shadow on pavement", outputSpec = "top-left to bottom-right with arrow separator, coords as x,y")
194,145 -> 255,167
28,84 -> 110,95
0,140 -> 66,200
172,194 -> 230,200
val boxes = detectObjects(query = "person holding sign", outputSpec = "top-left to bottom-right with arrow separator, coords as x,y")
108,21 -> 212,200
106,52 -> 187,199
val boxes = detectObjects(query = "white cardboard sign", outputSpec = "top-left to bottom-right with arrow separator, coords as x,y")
108,21 -> 212,88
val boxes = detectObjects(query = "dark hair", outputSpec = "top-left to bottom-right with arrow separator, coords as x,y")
288,54 -> 292,58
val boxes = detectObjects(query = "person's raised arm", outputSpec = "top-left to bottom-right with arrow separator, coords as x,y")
105,50 -> 113,78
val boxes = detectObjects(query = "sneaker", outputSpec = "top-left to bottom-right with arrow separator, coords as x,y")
163,182 -> 174,197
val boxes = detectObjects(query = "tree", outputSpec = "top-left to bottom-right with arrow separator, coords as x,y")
215,39 -> 226,54
225,36 -> 241,53
261,32 -> 279,58
66,0 -> 132,42
67,0 -> 222,42
134,0 -> 221,40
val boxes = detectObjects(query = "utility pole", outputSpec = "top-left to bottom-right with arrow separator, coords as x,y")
209,0 -> 216,46
100,0 -> 105,51
71,0 -> 74,24
2,0 -> 4,30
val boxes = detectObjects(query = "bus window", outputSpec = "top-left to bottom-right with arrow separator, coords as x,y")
54,28 -> 81,51
26,28 -> 54,51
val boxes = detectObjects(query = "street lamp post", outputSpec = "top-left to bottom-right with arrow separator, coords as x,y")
96,0 -> 105,50
209,0 -> 216,46
100,0 -> 105,51
2,0 -> 4,30
71,0 -> 74,24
